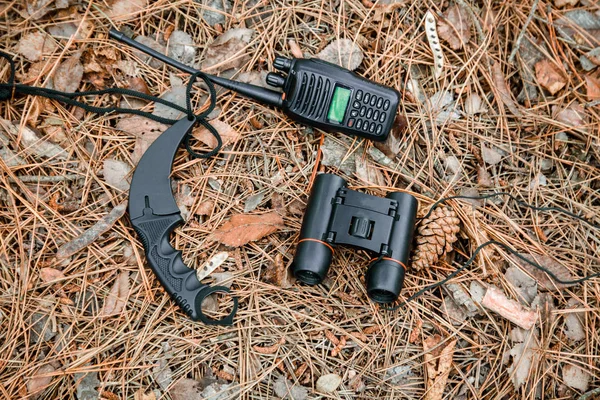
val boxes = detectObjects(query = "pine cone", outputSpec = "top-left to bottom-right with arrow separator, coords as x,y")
412,206 -> 461,271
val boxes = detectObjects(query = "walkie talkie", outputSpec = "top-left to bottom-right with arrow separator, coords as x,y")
109,30 -> 399,141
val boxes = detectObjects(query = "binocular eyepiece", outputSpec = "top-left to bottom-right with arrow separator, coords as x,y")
291,173 -> 417,303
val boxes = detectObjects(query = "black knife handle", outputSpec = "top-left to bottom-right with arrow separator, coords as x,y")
131,210 -> 238,325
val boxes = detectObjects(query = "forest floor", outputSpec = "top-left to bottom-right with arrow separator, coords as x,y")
0,0 -> 599,399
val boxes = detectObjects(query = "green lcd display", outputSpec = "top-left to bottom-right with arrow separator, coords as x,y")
327,86 -> 351,123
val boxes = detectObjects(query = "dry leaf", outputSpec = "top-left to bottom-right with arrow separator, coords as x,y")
192,120 -> 240,148
210,212 -> 285,247
273,375 -> 308,400
464,93 -> 486,114
423,336 -> 456,400
563,364 -> 590,391
507,328 -> 539,389
56,203 -> 127,259
492,63 -> 521,116
321,136 -> 356,174
535,59 -> 567,95
169,378 -> 203,400
108,0 -> 147,21
116,116 -> 168,163
103,159 -> 131,191
53,53 -> 83,93
167,30 -> 196,65
477,166 -> 493,187
554,0 -> 578,7
509,253 -> 574,291
24,0 -> 53,19
16,32 -> 57,62
40,268 -> 65,283
202,28 -> 254,73
552,103 -> 587,129
100,271 -> 130,316
0,119 -> 68,160
316,39 -> 363,71
196,200 -> 214,216
374,114 -> 408,158
480,143 -> 503,165
438,5 -> 472,50
584,75 -> 600,101
115,114 -> 169,135
481,286 -> 537,330
27,364 -> 55,398
316,374 -> 342,393
556,10 -> 600,49
355,156 -> 385,186
74,367 -> 99,400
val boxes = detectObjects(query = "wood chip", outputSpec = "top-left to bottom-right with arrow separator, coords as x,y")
210,212 -> 285,247
480,286 -> 538,330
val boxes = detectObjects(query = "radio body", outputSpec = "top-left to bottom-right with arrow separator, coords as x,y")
267,57 -> 400,141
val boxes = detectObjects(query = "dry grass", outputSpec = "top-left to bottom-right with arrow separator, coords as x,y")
0,0 -> 599,399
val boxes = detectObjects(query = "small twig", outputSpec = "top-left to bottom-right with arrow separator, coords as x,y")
578,388 -> 600,400
508,0 -> 540,64
9,174 -> 83,183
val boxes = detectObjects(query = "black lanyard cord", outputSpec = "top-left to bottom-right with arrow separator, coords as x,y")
0,50 -> 221,158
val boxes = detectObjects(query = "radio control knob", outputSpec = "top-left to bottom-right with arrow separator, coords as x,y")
266,72 -> 286,88
273,56 -> 292,72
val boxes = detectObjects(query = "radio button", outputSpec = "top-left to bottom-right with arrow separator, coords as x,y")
376,97 -> 383,108
376,124 -> 383,135
355,119 -> 363,129
370,96 -> 377,107
364,93 -> 371,104
383,99 -> 390,110
355,90 -> 363,101
350,109 -> 358,117
369,122 -> 376,133
359,106 -> 366,117
379,113 -> 386,123
373,110 -> 380,121
353,101 -> 361,108
366,108 -> 373,119
347,118 -> 355,127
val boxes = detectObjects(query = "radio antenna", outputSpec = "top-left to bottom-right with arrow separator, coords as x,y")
109,29 -> 283,107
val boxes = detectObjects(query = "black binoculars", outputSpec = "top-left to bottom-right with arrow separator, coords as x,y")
291,173 -> 418,303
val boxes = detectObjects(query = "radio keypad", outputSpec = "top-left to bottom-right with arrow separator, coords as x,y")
346,91 -> 390,135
